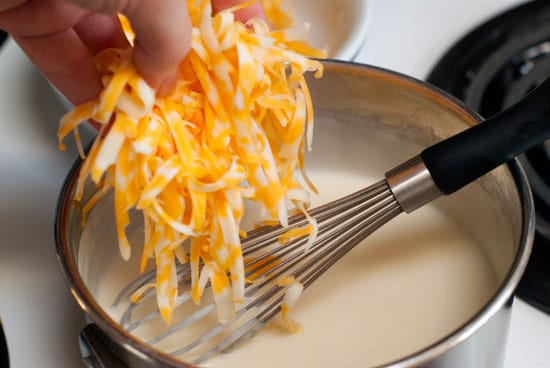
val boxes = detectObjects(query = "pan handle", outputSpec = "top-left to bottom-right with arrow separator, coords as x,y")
80,324 -> 129,368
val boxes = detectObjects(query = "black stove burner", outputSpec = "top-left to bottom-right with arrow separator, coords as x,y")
427,0 -> 550,315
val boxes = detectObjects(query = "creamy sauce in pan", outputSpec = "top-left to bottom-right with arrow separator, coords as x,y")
83,169 -> 499,367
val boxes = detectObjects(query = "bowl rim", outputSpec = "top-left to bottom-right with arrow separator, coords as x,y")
331,0 -> 372,61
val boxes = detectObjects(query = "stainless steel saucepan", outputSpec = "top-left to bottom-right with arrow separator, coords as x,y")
55,61 -> 535,367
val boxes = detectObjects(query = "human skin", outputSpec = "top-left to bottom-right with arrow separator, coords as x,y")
0,0 -> 266,105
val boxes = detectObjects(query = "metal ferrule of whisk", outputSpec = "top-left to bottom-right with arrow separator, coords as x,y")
385,155 -> 443,214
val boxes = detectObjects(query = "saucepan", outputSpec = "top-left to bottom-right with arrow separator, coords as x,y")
55,60 -> 534,367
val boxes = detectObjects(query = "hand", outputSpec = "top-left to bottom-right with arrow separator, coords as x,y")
0,0 -> 266,105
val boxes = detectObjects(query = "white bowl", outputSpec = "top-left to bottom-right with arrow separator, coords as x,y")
285,0 -> 371,60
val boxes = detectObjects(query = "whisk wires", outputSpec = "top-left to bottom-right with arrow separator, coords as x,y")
112,180 -> 403,364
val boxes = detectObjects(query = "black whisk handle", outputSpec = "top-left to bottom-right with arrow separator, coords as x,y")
421,76 -> 550,195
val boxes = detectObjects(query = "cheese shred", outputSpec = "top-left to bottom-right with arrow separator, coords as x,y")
59,0 -> 324,324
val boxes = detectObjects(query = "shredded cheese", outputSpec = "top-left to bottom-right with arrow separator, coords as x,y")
277,276 -> 304,333
261,0 -> 294,29
59,0 -> 324,324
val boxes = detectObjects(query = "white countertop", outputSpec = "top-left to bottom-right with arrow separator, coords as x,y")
0,1 -> 549,367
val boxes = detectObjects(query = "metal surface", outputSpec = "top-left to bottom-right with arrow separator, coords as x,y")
385,155 -> 441,213
55,62 -> 535,367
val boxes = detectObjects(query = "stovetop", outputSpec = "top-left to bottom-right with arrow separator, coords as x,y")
426,0 -> 550,315
0,1 -> 549,367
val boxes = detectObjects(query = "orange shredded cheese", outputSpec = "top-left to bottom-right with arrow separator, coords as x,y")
261,0 -> 294,29
277,276 -> 303,332
117,14 -> 135,44
58,0 -> 324,324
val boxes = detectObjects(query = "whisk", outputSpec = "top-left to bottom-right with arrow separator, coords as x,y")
112,77 -> 550,364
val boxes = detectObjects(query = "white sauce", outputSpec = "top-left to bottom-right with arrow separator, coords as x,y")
82,169 -> 499,368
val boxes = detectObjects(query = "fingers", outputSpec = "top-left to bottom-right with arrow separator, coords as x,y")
1,0 -> 266,104
0,0 -> 86,36
73,13 -> 129,56
127,0 -> 191,91
212,0 -> 267,23
12,29 -> 104,105
0,0 -> 109,105
71,0 -> 192,90
0,0 -> 26,12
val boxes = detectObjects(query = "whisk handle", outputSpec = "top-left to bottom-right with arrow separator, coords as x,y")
421,77 -> 550,195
